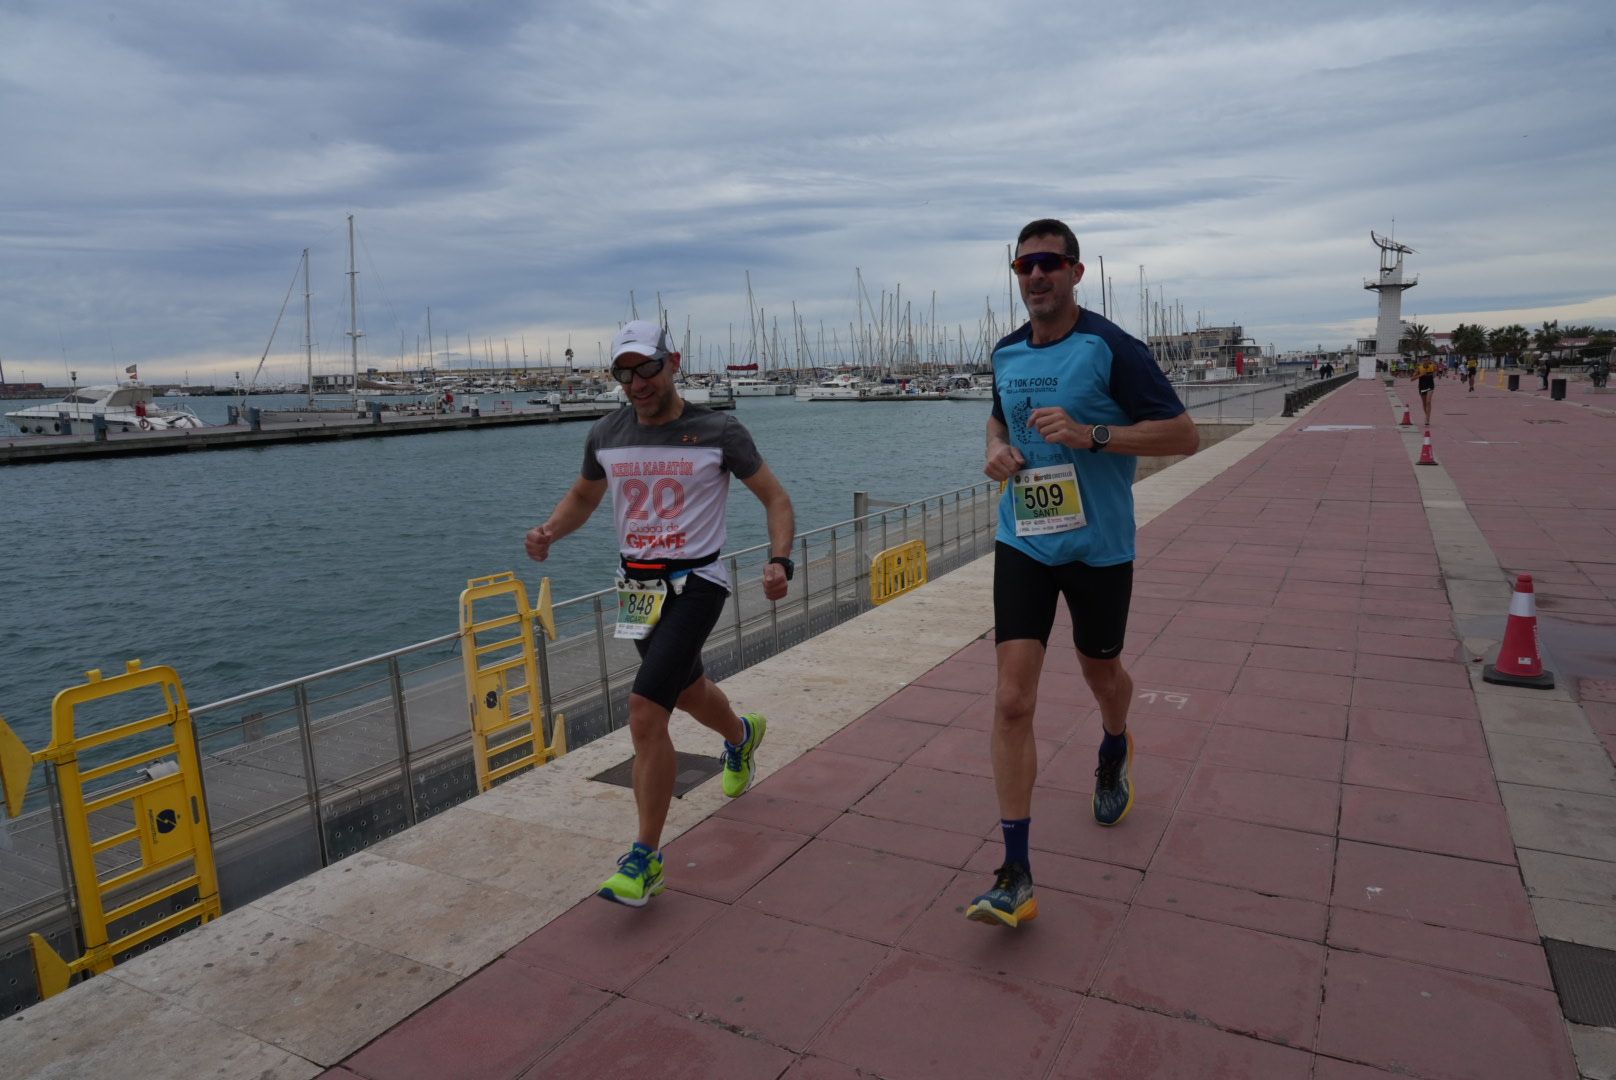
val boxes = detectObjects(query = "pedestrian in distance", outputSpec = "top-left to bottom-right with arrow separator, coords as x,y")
1465,355 -> 1478,392
1413,357 -> 1438,425
524,320 -> 796,907
969,219 -> 1199,928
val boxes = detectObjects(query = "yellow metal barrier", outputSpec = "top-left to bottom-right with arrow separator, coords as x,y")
0,661 -> 220,999
870,540 -> 929,605
459,572 -> 566,792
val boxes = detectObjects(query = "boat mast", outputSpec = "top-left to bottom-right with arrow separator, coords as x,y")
303,249 -> 314,408
426,307 -> 435,382
346,214 -> 363,412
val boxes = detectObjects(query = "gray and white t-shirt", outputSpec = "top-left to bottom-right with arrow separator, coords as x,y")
581,404 -> 763,589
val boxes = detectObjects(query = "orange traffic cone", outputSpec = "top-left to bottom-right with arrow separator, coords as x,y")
1416,429 -> 1437,466
1483,575 -> 1555,689
1400,406 -> 1412,426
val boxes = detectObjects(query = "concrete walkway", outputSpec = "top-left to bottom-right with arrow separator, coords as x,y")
6,375 -> 1614,1079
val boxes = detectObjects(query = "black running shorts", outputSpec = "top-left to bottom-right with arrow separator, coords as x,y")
632,574 -> 728,711
993,541 -> 1133,659
1418,375 -> 1435,395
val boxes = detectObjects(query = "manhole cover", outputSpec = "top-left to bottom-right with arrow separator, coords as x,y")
1545,938 -> 1616,1026
592,750 -> 722,797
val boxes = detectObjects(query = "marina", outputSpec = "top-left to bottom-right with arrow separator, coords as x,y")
0,397 -> 724,466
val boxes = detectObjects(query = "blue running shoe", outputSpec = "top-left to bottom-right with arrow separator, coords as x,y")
1093,730 -> 1134,826
598,846 -> 664,907
965,862 -> 1037,928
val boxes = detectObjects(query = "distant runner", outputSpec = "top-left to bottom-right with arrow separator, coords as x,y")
968,218 -> 1198,929
525,320 -> 795,906
1414,357 -> 1438,424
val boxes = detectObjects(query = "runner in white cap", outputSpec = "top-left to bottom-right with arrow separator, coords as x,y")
525,320 -> 796,906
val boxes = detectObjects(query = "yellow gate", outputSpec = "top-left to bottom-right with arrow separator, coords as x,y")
0,660 -> 221,999
459,572 -> 566,791
870,540 -> 929,605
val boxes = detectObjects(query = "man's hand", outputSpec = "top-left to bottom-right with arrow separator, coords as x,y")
762,562 -> 788,602
1029,406 -> 1092,450
524,524 -> 556,562
984,439 -> 1026,482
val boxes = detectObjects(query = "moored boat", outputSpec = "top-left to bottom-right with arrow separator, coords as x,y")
6,384 -> 206,435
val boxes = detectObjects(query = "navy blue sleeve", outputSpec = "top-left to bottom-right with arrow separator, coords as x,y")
991,364 -> 1005,425
1108,333 -> 1185,422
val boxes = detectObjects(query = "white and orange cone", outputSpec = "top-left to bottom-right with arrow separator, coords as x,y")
1400,406 -> 1413,426
1483,574 -> 1555,689
1416,429 -> 1437,466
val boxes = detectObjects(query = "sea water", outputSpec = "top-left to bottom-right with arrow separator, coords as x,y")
0,394 -> 989,744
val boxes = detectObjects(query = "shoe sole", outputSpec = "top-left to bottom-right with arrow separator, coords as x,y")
965,898 -> 1038,928
598,880 -> 665,907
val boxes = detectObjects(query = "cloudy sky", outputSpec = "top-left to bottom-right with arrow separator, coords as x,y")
2,0 -> 1612,385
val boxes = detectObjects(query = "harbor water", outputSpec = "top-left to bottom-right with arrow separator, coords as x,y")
1,394 -> 989,747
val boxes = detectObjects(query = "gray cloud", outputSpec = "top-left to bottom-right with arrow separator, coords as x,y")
2,0 -> 1613,385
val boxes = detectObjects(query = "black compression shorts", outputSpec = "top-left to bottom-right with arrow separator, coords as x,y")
632,574 -> 728,711
993,541 -> 1133,659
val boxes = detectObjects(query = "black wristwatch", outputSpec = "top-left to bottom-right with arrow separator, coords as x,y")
1089,424 -> 1112,453
769,556 -> 795,581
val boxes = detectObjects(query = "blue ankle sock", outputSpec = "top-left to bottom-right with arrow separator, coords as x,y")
1001,818 -> 1031,870
726,715 -> 751,750
630,841 -> 655,857
1099,730 -> 1128,762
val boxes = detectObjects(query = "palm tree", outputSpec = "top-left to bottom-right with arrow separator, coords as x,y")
1452,323 -> 1488,367
1533,320 -> 1562,369
1398,323 -> 1435,365
1489,324 -> 1529,368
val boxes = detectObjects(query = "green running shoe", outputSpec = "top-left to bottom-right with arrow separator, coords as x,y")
1093,730 -> 1134,826
966,862 -> 1038,928
597,846 -> 664,907
721,713 -> 767,797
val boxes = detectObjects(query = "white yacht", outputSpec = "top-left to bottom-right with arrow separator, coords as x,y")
944,375 -> 995,400
795,373 -> 862,400
730,376 -> 791,396
6,384 -> 205,435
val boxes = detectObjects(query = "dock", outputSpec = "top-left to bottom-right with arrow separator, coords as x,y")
0,400 -> 733,467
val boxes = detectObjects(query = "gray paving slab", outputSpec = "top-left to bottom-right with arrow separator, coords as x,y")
0,974 -> 319,1080
1501,782 -> 1616,862
1520,849 -> 1616,906
1487,730 -> 1616,796
1479,693 -> 1599,742
1531,896 -> 1616,952
1570,1022 -> 1616,1080
250,849 -> 552,976
108,904 -> 457,1066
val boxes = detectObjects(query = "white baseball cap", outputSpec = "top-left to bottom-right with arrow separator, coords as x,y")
610,320 -> 675,363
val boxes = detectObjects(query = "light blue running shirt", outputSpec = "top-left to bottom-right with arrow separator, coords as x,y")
991,310 -> 1186,567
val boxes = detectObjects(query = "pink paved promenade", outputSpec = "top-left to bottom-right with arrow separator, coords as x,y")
321,376 -> 1613,1080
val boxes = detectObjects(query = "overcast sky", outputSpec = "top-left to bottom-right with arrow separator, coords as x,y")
2,0 -> 1613,385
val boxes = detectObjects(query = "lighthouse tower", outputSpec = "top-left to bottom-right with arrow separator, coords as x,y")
1361,231 -> 1417,378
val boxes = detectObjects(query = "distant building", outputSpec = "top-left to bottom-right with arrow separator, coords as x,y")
1146,325 -> 1249,375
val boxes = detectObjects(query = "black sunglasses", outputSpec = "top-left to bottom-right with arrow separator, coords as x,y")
610,355 -> 668,384
1010,252 -> 1077,276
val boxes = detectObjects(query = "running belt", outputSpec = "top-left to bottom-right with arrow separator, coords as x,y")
620,552 -> 720,580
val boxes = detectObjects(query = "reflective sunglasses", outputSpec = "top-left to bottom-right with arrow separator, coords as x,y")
1010,252 -> 1077,276
610,354 -> 668,384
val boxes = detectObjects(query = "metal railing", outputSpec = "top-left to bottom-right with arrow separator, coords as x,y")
0,479 -> 1000,1014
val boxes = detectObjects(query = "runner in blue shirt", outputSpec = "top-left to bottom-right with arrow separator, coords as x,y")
967,219 -> 1199,929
